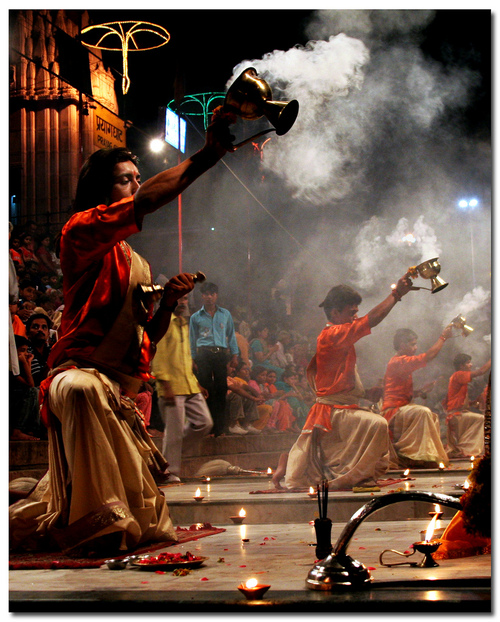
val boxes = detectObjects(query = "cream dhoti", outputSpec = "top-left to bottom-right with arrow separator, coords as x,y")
10,366 -> 176,553
285,387 -> 389,490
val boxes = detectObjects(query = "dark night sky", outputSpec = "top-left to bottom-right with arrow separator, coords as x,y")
86,9 -> 491,146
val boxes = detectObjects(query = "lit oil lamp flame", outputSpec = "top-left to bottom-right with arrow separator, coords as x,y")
206,477 -> 211,482
463,479 -> 470,489
404,469 -> 410,477
438,462 -> 445,470
194,488 -> 201,497
239,508 -> 246,518
309,486 -> 314,494
267,467 -> 272,475
245,578 -> 258,589
425,513 -> 439,542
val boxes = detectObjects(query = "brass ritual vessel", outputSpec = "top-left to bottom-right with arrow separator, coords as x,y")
450,314 -> 474,337
224,67 -> 299,149
407,257 -> 448,294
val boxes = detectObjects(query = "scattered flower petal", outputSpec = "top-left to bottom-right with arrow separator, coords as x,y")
200,577 -> 209,581
367,567 -> 376,571
359,546 -> 366,550
141,581 -> 149,584
239,565 -> 246,567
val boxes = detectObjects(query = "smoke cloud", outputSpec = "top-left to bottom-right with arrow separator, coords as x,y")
137,9 -> 490,395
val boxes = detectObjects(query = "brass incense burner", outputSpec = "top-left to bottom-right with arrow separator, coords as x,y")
224,67 -> 299,149
305,491 -> 462,590
407,257 -> 448,294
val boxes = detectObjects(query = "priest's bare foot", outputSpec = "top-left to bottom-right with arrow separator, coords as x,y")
10,429 -> 40,441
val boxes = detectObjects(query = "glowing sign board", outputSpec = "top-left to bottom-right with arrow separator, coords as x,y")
165,108 -> 186,153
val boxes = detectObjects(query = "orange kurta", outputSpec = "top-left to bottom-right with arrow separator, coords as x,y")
444,370 -> 472,415
302,316 -> 371,432
381,352 -> 428,422
48,196 -> 154,382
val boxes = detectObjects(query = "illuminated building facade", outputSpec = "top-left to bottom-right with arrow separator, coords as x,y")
9,9 -> 125,230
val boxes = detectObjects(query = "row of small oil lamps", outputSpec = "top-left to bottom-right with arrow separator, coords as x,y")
192,458 -> 475,505
192,459 -> 476,595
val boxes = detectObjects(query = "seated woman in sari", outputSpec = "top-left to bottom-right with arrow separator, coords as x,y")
249,323 -> 284,379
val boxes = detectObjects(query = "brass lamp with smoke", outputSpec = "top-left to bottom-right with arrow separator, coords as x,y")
223,67 -> 299,150
406,257 -> 448,294
449,314 -> 474,337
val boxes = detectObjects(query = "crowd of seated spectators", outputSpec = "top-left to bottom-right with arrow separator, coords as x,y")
8,219 -> 317,442
9,221 -> 63,440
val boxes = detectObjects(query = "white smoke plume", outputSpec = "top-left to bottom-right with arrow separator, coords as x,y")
229,10 -> 477,206
446,286 -> 491,323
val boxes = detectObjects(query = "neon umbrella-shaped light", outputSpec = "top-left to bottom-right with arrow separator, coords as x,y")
80,20 -> 170,94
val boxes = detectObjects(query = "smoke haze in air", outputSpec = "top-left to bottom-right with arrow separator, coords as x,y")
135,9 -> 491,391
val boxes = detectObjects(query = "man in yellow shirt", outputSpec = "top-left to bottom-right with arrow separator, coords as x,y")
152,294 -> 213,482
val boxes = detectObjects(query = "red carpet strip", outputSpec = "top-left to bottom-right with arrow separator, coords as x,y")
9,523 -> 225,569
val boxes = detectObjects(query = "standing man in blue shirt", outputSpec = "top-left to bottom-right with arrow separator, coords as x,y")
190,282 -> 239,436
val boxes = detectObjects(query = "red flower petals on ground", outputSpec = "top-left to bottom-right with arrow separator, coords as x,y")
135,551 -> 200,566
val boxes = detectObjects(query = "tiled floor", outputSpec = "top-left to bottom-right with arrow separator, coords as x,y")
9,460 -> 490,613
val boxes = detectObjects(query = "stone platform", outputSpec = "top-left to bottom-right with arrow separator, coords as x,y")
9,458 -> 490,613
9,434 -> 489,613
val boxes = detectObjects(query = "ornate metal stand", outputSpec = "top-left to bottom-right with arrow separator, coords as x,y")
306,490 -> 462,590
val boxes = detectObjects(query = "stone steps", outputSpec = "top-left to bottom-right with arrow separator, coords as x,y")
9,432 -> 299,481
159,468 -> 468,525
9,436 -> 470,526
